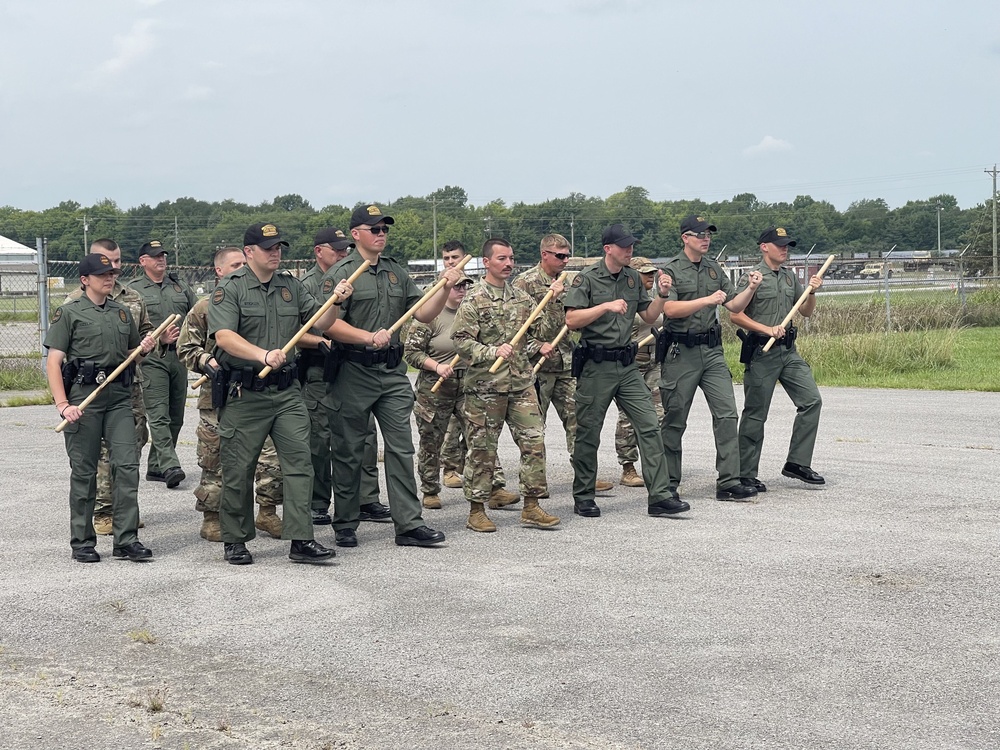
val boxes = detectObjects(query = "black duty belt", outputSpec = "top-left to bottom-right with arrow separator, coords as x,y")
342,343 -> 403,368
226,363 -> 299,392
582,342 -> 638,364
677,324 -> 722,348
63,359 -> 134,388
298,348 -> 327,369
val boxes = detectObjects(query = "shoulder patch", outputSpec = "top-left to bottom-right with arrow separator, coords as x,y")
280,287 -> 292,303
387,271 -> 398,285
626,275 -> 635,289
51,308 -> 62,324
708,267 -> 718,280
784,275 -> 793,286
172,282 -> 182,293
572,275 -> 584,287
119,309 -> 128,323
212,287 -> 225,305
322,279 -> 334,294
737,274 -> 749,287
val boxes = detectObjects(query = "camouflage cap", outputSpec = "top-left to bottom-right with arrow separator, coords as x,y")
628,256 -> 657,273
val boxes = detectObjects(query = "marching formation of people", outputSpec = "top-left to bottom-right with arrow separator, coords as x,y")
46,206 -> 827,564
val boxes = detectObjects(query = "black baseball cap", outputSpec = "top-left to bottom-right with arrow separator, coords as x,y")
79,253 -> 119,276
601,223 -> 639,248
139,240 -> 167,257
757,226 -> 797,247
244,222 -> 289,250
680,215 -> 717,234
349,203 -> 395,229
314,227 -> 354,251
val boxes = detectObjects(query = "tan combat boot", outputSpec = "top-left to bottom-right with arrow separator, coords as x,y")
488,487 -> 520,509
422,494 -> 442,509
255,505 -> 283,538
620,462 -> 645,487
595,479 -> 614,492
521,498 -> 560,529
93,515 -> 113,536
442,470 -> 463,489
466,502 -> 497,533
200,511 -> 222,542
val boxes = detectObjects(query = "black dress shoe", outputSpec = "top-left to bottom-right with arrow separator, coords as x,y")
112,541 -> 153,561
311,510 -> 333,525
224,542 -> 253,565
716,483 -> 758,501
145,470 -> 166,483
359,502 -> 392,523
395,525 -> 446,547
334,528 -> 358,548
72,546 -> 101,563
163,466 -> 186,489
289,539 -> 335,563
573,499 -> 601,517
782,462 -> 825,485
741,477 -> 767,493
648,497 -> 691,516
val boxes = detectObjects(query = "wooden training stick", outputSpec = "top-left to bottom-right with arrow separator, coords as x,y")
761,254 -> 835,353
386,255 -> 472,336
429,354 -> 462,393
56,313 -> 180,433
257,260 -> 372,378
489,272 -> 567,374
636,327 -> 660,350
532,324 -> 569,375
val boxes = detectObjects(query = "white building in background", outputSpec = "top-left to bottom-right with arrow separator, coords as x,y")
0,235 -> 39,294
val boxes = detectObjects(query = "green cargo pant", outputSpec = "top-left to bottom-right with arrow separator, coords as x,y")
95,380 -> 147,517
739,346 -> 822,479
217,384 -> 314,544
659,344 -> 741,491
615,357 -> 662,465
572,359 -> 673,506
141,350 -> 187,473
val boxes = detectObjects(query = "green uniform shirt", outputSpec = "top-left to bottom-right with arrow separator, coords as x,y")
563,258 -> 649,347
662,254 -> 736,333
207,266 -> 319,371
128,272 -> 197,329
512,264 -> 572,372
736,261 -> 803,326
45,296 -> 140,365
321,251 -> 423,372
452,279 -> 537,394
65,280 -> 153,337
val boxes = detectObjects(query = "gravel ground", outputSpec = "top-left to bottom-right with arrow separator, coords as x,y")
1,382 -> 997,750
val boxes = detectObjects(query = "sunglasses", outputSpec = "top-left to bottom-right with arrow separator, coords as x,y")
544,250 -> 570,261
683,231 -> 713,240
362,226 -> 390,235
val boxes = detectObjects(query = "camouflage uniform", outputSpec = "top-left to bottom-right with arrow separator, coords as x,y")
65,281 -> 150,520
615,309 -> 663,464
512,264 -> 576,454
451,279 -> 547,502
440,415 -> 465,475
177,298 -> 283,515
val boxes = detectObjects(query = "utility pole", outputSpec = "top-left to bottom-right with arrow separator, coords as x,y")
569,215 -> 575,255
936,201 -> 942,257
83,214 -> 89,254
483,215 -> 492,238
174,216 -> 180,265
987,165 -> 998,277
430,198 -> 439,257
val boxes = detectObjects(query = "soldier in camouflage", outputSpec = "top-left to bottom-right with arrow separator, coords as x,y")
177,247 -> 285,541
451,238 -> 559,533
403,275 -> 474,510
64,239 -> 152,536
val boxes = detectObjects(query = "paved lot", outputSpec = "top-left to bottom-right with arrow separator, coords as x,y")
1,384 -> 997,749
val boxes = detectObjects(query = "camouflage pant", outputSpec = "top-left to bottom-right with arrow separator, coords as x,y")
442,406 -> 506,489
193,408 -> 282,512
615,358 -> 663,465
535,369 -> 576,454
412,372 -> 465,495
94,382 -> 147,516
463,388 -> 546,503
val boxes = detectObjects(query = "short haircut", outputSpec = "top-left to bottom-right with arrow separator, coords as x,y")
442,240 -> 466,255
214,246 -> 244,266
482,238 -> 512,259
91,238 -> 119,253
539,233 -> 570,252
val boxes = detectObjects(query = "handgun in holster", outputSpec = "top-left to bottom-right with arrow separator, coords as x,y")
322,342 -> 344,383
211,367 -> 229,409
655,329 -> 673,364
61,360 -> 79,393
385,342 -> 403,369
571,342 -> 588,378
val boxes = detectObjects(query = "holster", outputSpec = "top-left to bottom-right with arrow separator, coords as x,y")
119,362 -> 136,388
571,342 -> 588,378
620,342 -> 638,367
385,342 -> 403,369
211,367 -> 229,409
784,325 -> 798,349
737,329 -> 757,368
61,360 -> 79,393
323,342 -> 344,383
655,329 -> 673,364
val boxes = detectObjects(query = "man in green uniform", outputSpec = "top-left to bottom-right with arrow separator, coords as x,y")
403,274 -> 473,510
301,227 -> 388,525
178,247 -> 286,542
452,239 -> 560,532
64,239 -> 153,535
564,223 -> 689,518
613,256 -> 662,488
660,216 -> 762,501
208,222 -> 344,565
45,253 -> 156,562
731,226 -> 825,490
129,240 -> 196,488
322,203 -> 460,549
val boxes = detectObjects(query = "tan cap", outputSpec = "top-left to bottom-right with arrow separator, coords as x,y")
629,256 -> 657,273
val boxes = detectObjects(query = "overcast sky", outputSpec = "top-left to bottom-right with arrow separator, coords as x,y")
2,0 -> 998,213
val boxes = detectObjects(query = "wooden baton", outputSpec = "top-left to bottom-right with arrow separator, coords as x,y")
429,354 -> 462,393
531,324 -> 569,375
56,313 -> 180,433
386,255 -> 472,336
761,254 -> 835,353
489,272 -> 567,374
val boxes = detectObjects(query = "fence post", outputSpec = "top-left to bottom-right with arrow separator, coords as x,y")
36,237 -> 49,375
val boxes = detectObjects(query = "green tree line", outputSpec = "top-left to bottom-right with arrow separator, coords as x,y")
1,185 -> 996,271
